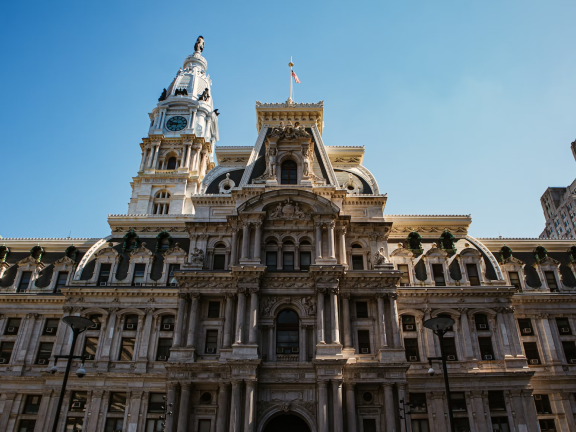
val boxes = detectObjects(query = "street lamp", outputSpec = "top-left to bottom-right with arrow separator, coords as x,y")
50,316 -> 95,432
423,316 -> 456,432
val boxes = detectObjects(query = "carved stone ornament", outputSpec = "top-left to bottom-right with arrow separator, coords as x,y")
269,198 -> 310,220
301,296 -> 317,315
189,248 -> 204,266
372,247 -> 388,266
270,121 -> 310,140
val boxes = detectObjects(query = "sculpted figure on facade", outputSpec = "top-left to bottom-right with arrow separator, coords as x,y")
269,198 -> 310,220
373,247 -> 388,266
194,35 -> 205,53
189,247 -> 204,266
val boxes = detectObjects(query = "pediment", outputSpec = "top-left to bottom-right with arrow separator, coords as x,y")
53,256 -> 76,267
130,244 -> 154,257
458,247 -> 482,258
390,247 -> 414,258
163,244 -> 187,258
533,256 -> 560,267
237,189 -> 339,215
17,256 -> 44,268
95,245 -> 119,258
501,256 -> 524,266
425,246 -> 448,258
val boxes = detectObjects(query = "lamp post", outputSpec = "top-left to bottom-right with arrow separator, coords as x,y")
423,316 -> 456,432
50,316 -> 95,432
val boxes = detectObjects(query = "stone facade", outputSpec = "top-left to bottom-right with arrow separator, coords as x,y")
1,41 -> 576,432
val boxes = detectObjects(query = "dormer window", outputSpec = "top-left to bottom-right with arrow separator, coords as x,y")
281,160 -> 297,185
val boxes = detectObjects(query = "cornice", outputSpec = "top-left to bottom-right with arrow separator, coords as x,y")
0,295 -> 66,305
61,288 -> 178,297
398,287 -> 516,298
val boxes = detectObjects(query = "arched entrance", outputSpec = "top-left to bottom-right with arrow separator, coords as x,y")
262,413 -> 311,432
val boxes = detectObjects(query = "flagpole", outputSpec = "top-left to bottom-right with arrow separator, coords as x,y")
289,56 -> 294,101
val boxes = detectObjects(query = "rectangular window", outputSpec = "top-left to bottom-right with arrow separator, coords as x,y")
300,252 -> 311,271
478,337 -> 495,360
432,264 -> 445,286
208,301 -> 221,318
475,313 -> 489,330
23,395 -> 41,414
443,337 -> 458,361
198,419 -> 211,432
491,416 -> 510,432
36,342 -> 54,364
119,338 -> 135,361
54,272 -> 68,292
451,392 -> 466,411
508,271 -> 521,290
109,393 -> 127,412
156,338 -> 172,361
97,263 -> 111,285
404,338 -> 420,362
18,420 -> 36,432
538,419 -> 557,432
5,317 -> 21,335
409,393 -> 427,413
145,419 -> 163,432
357,330 -> 370,354
105,418 -> 124,432
213,254 -> 226,270
124,315 -> 138,330
518,318 -> 534,335
266,252 -> 277,271
545,271 -> 559,291
0,342 -> 14,363
148,393 -> 166,413
362,419 -> 377,432
411,419 -> 429,432
556,317 -> 572,335
83,337 -> 98,360
466,263 -> 480,285
43,318 -> 60,335
524,342 -> 541,365
534,394 -> 552,414
453,417 -> 471,432
205,330 -> 218,354
69,391 -> 88,412
402,315 -> 416,332
283,252 -> 294,271
132,264 -> 146,285
18,271 -> 32,292
355,301 -> 369,318
562,341 -> 576,363
65,418 -> 84,432
488,390 -> 506,411
167,264 -> 180,286
351,255 -> 364,270
398,264 -> 410,286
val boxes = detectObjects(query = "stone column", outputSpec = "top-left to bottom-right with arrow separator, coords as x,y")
138,308 -> 154,361
397,384 -> 407,432
538,313 -> 560,362
0,393 -> 15,432
186,293 -> 200,347
458,308 -> 475,360
317,381 -> 328,432
191,143 -> 202,171
229,380 -> 242,432
139,150 -> 147,171
16,313 -> 38,362
268,325 -> 275,362
230,229 -> 239,268
330,289 -> 341,344
36,389 -> 53,432
505,308 -> 522,357
185,143 -> 193,168
345,382 -> 357,432
520,390 -> 540,432
383,383 -> 396,432
173,293 -> 188,347
244,381 -> 256,432
100,308 -> 118,361
340,227 -> 348,266
333,380 -> 344,432
128,391 -> 144,432
377,295 -> 388,347
557,392 -> 576,431
165,383 -> 178,432
248,288 -> 259,345
317,288 -> 326,344
389,294 -> 401,348
315,222 -> 323,260
294,244 -> 300,270
152,144 -> 160,169
342,293 -> 352,349
495,308 -> 513,358
85,390 -> 104,432
300,324 -> 307,362
216,383 -> 230,432
177,383 -> 192,432
241,223 -> 250,261
253,221 -> 262,261
223,294 -> 235,348
470,390 -> 488,431
235,290 -> 246,344
327,221 -> 336,260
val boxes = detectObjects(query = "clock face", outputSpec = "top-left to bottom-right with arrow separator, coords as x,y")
166,116 -> 187,131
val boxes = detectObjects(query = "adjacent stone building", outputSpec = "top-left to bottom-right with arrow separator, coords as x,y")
1,39 -> 576,432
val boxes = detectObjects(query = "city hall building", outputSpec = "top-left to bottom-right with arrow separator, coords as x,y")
1,39 -> 576,432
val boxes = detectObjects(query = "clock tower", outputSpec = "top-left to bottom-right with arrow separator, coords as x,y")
126,36 -> 219,215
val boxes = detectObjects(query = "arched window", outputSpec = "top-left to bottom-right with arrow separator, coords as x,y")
281,160 -> 297,185
276,309 -> 299,355
166,157 -> 177,170
351,243 -> 364,270
213,243 -> 226,270
124,314 -> 138,330
153,190 -> 171,215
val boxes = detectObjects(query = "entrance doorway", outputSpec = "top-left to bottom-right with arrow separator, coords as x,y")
262,414 -> 311,432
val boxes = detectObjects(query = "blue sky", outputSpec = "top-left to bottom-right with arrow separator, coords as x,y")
1,0 -> 575,239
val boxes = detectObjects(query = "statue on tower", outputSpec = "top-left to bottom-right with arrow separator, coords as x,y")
194,36 -> 205,53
